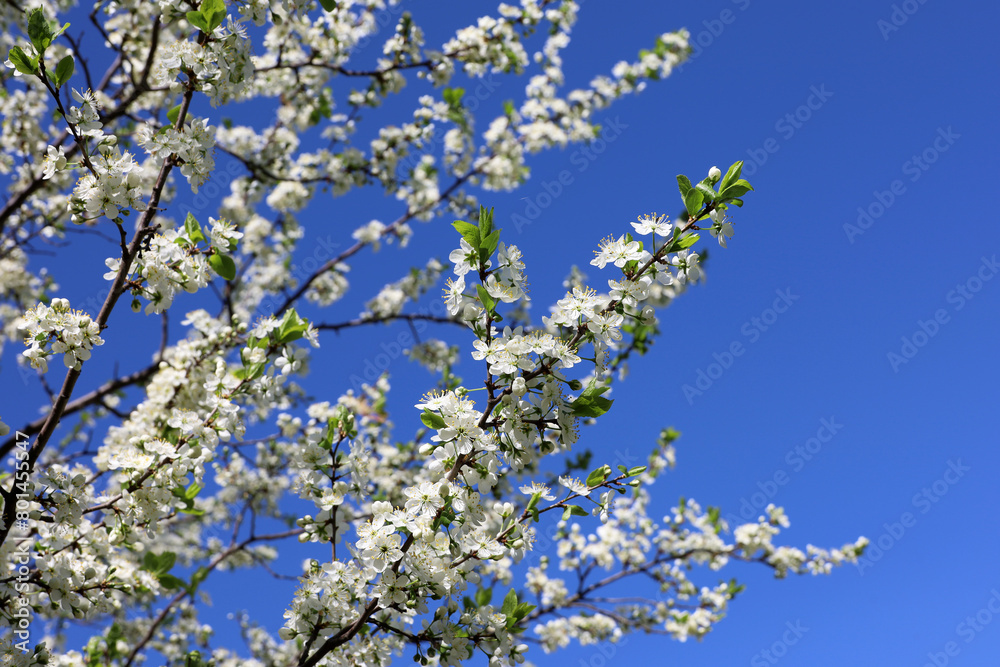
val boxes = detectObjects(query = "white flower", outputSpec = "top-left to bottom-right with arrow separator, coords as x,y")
448,238 -> 480,276
591,235 -> 644,269
708,209 -> 734,248
41,145 -> 67,179
558,476 -> 591,497
520,482 -> 555,501
631,213 -> 672,236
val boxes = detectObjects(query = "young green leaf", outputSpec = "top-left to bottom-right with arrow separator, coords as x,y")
683,189 -> 704,219
568,383 -> 614,417
475,284 -> 496,315
275,308 -> 309,344
695,181 -> 717,202
480,229 -> 500,264
185,10 -> 210,33
53,55 -> 73,86
585,465 -> 610,487
318,0 -> 336,10
525,492 -> 542,512
501,588 -> 518,616
719,160 -> 743,193
27,8 -> 54,55
7,46 -> 38,76
200,0 -> 227,32
676,174 -> 693,198
158,573 -> 187,590
420,410 -> 447,430
668,233 -> 700,251
184,213 -> 206,244
478,205 -> 494,237
452,220 -> 480,248
208,252 -> 236,280
167,104 -> 183,125
720,179 -> 754,200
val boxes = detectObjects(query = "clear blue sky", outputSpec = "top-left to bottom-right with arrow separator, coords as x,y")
6,0 -> 1000,665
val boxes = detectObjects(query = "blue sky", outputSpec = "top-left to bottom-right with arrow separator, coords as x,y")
5,0 -> 1000,665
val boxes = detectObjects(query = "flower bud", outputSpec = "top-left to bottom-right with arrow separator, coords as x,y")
708,166 -> 722,182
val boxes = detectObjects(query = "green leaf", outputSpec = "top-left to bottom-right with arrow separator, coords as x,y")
27,8 -> 53,54
627,466 -> 647,477
585,465 -> 610,487
158,573 -> 187,590
719,161 -> 743,193
565,504 -> 589,517
53,55 -> 73,86
475,284 -> 496,315
676,174 -> 693,199
199,0 -> 227,32
508,600 -> 536,629
478,205 -> 493,237
52,21 -> 70,41
568,383 -> 614,418
188,566 -> 209,592
670,233 -> 700,251
475,586 -> 492,607
141,551 -> 177,575
208,252 -> 236,280
525,492 -> 542,512
694,181 -> 717,202
185,10 -> 210,33
683,189 -> 704,219
275,308 -> 309,344
720,179 -> 754,200
317,0 -> 336,10
443,87 -> 465,109
167,104 -> 183,125
452,219 -> 480,249
480,229 -> 500,259
420,410 -> 446,430
501,588 -> 518,616
7,46 -> 38,76
184,212 -> 206,244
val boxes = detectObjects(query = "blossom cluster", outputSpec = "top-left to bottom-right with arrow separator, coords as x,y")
0,3 -> 867,666
20,298 -> 104,371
